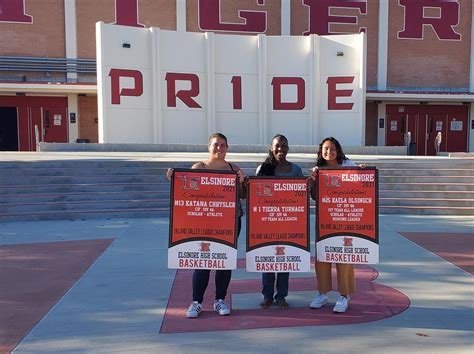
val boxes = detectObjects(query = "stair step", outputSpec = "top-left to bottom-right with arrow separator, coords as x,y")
0,207 -> 170,223
380,205 -> 474,216
0,167 -> 169,177
0,182 -> 169,194
380,197 -> 474,208
1,154 -> 472,221
0,175 -> 169,185
0,191 -> 170,204
379,169 -> 474,177
0,199 -> 170,213
380,190 -> 474,199
380,183 -> 474,191
379,176 -> 474,183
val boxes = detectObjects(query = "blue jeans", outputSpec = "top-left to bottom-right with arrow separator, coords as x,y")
262,272 -> 289,300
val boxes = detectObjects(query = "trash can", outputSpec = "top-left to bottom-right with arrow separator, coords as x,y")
76,138 -> 90,143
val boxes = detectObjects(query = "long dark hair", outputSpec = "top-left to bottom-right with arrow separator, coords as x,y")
316,137 -> 348,167
258,134 -> 288,176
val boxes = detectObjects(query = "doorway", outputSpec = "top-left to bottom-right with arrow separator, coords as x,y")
0,107 -> 19,151
386,105 -> 468,155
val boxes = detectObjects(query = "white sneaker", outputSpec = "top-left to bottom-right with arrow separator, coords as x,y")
213,299 -> 231,316
333,295 -> 350,313
186,301 -> 202,318
310,292 -> 328,309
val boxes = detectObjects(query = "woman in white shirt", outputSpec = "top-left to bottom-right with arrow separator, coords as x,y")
309,137 -> 363,313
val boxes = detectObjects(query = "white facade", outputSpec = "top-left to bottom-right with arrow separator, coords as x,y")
97,22 -> 366,146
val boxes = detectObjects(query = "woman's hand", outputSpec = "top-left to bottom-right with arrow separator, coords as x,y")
357,163 -> 366,168
237,169 -> 246,184
309,166 -> 318,181
166,168 -> 173,181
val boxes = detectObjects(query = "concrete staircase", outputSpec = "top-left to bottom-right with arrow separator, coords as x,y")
0,160 -> 173,222
0,156 -> 472,222
375,161 -> 474,215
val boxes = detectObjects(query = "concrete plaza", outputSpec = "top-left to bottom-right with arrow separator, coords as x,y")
1,212 -> 472,353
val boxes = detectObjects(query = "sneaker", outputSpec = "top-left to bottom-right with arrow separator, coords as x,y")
333,295 -> 350,313
260,297 -> 273,309
276,297 -> 289,309
186,301 -> 202,318
309,292 -> 328,309
213,299 -> 231,316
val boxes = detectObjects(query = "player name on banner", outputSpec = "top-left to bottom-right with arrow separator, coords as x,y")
168,169 -> 239,270
246,177 -> 310,272
316,167 -> 379,264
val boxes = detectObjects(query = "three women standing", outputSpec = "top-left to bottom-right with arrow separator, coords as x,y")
170,133 -> 361,316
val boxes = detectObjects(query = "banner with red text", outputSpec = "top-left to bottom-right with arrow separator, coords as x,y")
316,167 -> 378,264
168,169 -> 239,269
246,177 -> 310,272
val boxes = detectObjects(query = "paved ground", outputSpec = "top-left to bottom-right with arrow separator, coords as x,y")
1,213 -> 473,354
0,151 -> 472,353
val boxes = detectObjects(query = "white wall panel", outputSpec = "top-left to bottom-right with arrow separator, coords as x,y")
97,23 -> 366,146
159,31 -> 207,72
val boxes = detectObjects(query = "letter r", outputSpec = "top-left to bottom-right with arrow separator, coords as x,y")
165,73 -> 202,108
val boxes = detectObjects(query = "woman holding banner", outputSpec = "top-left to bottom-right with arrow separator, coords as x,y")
167,133 -> 246,318
309,137 -> 363,313
256,134 -> 303,309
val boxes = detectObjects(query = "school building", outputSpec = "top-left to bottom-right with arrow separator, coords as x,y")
0,0 -> 473,154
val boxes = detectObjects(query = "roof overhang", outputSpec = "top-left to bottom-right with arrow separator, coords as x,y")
0,82 -> 97,95
366,91 -> 474,103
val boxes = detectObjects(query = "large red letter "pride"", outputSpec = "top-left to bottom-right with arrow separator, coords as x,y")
272,77 -> 305,110
165,73 -> 202,108
109,69 -> 143,104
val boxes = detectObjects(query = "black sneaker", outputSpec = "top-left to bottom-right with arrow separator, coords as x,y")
276,297 -> 289,309
260,297 -> 273,309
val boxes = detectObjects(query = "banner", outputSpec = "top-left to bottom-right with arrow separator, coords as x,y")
316,167 -> 379,264
246,177 -> 310,272
168,169 -> 239,269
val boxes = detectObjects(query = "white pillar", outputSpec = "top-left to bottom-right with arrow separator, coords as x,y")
377,0 -> 388,90
96,22 -> 106,143
312,34 -> 321,145
205,32 -> 216,135
257,34 -> 267,144
151,27 -> 161,143
360,32 -> 367,146
377,102 -> 386,146
67,94 -> 79,142
64,0 -> 77,83
176,0 -> 186,32
281,0 -> 291,35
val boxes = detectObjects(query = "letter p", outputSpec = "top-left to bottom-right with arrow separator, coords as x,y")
109,69 -> 144,104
